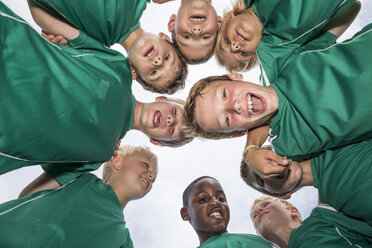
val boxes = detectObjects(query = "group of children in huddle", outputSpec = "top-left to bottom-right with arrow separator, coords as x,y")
1,0 -> 372,247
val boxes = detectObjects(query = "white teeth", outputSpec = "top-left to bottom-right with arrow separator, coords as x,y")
239,35 -> 246,40
248,94 -> 253,113
147,49 -> 154,57
191,17 -> 205,21
210,211 -> 221,217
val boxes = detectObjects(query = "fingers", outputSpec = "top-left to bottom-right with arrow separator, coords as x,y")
41,31 -> 68,45
264,150 -> 289,166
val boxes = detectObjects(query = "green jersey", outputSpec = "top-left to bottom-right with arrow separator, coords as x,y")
0,3 -> 134,174
244,0 -> 355,86
199,233 -> 272,248
312,139 -> 372,226
289,206 -> 372,247
0,173 -> 133,248
269,23 -> 372,160
32,0 -> 150,47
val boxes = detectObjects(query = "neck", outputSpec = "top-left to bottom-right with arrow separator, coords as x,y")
131,100 -> 144,131
107,180 -> 129,209
298,160 -> 313,187
198,231 -> 226,245
264,223 -> 298,248
121,27 -> 144,52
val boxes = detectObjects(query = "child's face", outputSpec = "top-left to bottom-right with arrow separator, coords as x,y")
128,33 -> 180,89
218,13 -> 262,69
251,200 -> 293,238
140,98 -> 184,142
194,80 -> 278,133
186,178 -> 230,235
248,161 -> 303,195
119,153 -> 157,199
170,0 -> 221,61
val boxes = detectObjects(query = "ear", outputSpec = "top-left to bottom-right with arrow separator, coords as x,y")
159,32 -> 171,42
217,15 -> 222,30
150,138 -> 162,146
279,193 -> 292,200
131,66 -> 137,80
289,206 -> 300,219
231,130 -> 247,138
180,207 -> 190,221
227,73 -> 243,81
155,96 -> 168,102
111,153 -> 122,170
168,14 -> 176,32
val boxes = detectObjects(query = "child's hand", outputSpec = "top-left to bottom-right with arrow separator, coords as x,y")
42,31 -> 68,46
243,147 -> 289,179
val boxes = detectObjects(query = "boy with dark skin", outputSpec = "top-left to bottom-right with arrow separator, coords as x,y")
181,176 -> 271,247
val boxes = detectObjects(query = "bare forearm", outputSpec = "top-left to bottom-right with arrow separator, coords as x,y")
19,172 -> 61,198
324,1 -> 361,38
27,0 -> 79,39
245,125 -> 270,147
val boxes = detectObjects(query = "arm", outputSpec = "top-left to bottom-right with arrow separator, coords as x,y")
243,125 -> 289,179
27,0 -> 79,40
18,172 -> 61,198
324,1 -> 361,38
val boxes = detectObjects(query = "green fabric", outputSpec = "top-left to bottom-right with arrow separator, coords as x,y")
244,0 -> 355,85
0,3 -> 135,174
269,23 -> 372,160
0,173 -> 133,248
289,206 -> 372,247
32,0 -> 150,47
312,139 -> 372,227
199,233 -> 272,248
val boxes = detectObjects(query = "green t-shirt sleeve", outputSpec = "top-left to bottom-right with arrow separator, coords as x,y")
42,163 -> 102,185
254,0 -> 355,44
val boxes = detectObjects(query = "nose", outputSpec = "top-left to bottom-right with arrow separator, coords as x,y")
227,99 -> 241,114
152,55 -> 163,66
167,114 -> 176,126
231,42 -> 240,52
147,171 -> 154,181
191,26 -> 202,35
210,197 -> 221,206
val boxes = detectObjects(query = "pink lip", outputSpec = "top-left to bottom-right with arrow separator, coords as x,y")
153,111 -> 161,127
189,15 -> 206,24
247,93 -> 266,116
144,46 -> 155,58
236,31 -> 248,42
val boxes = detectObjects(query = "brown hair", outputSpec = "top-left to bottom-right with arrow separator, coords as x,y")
183,75 -> 237,139
214,0 -> 259,72
133,40 -> 188,95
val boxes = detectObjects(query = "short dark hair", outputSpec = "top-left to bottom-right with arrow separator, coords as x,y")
133,40 -> 188,95
182,176 -> 218,207
171,30 -> 216,65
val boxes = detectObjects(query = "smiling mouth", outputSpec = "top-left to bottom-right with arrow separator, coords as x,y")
144,46 -> 155,57
153,111 -> 162,127
190,15 -> 206,24
236,31 -> 248,41
247,93 -> 266,116
208,208 -> 223,220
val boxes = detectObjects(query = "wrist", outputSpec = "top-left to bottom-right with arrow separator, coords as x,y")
243,145 -> 259,158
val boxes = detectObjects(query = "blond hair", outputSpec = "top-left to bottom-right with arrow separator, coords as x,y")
214,0 -> 259,72
251,196 -> 303,224
183,75 -> 236,139
102,145 -> 158,183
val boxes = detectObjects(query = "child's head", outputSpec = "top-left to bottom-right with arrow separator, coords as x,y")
128,32 -> 188,94
180,176 -> 230,241
240,157 -> 304,197
183,74 -> 278,139
168,0 -> 222,64
250,196 -> 302,240
102,145 -> 158,200
215,0 -> 261,72
140,96 -> 194,147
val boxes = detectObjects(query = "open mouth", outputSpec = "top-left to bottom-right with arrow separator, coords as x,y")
144,46 -> 155,58
236,31 -> 248,41
247,93 -> 266,116
208,208 -> 224,220
190,15 -> 206,24
153,111 -> 162,127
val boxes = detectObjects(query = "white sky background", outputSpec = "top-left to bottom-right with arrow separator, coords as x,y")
1,0 -> 371,247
